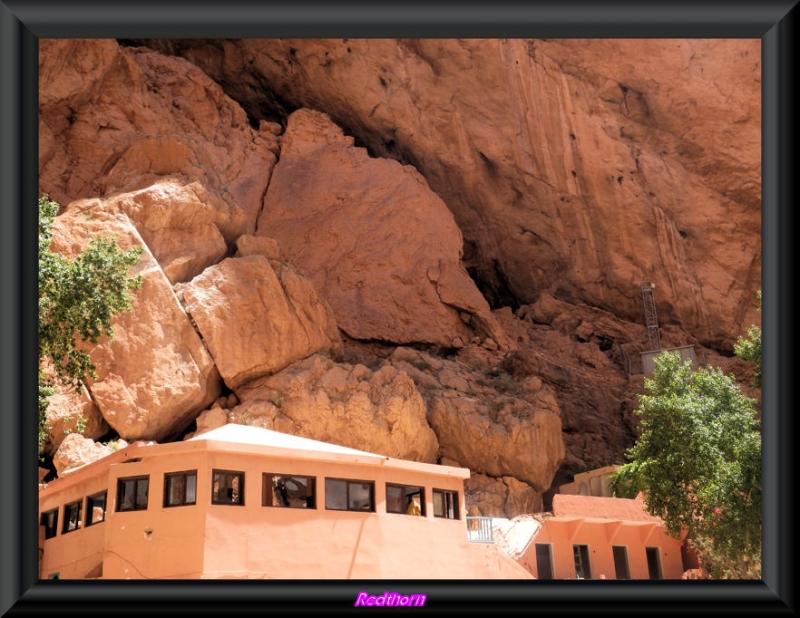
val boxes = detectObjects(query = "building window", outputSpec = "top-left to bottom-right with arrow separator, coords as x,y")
263,473 -> 315,508
612,545 -> 630,579
40,508 -> 58,540
432,489 -> 459,519
164,470 -> 197,507
535,543 -> 554,580
62,499 -> 82,534
646,546 -> 663,580
325,478 -> 374,512
386,483 -> 425,516
117,475 -> 149,512
86,491 -> 107,526
573,544 -> 592,579
212,469 -> 244,505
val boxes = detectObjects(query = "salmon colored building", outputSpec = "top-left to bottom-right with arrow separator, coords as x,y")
518,493 -> 688,580
38,424 -> 532,580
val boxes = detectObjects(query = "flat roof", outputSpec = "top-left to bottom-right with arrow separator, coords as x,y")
188,424 -> 386,457
189,424 -> 470,477
39,425 -> 470,502
552,494 -> 663,523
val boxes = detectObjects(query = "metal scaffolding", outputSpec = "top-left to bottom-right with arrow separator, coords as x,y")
641,281 -> 661,351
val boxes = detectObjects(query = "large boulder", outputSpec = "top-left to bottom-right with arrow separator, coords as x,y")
40,383 -> 109,458
180,252 -> 343,390
52,434 -> 116,477
227,354 -> 440,463
256,108 -> 510,350
50,204 -> 223,442
39,39 -> 279,242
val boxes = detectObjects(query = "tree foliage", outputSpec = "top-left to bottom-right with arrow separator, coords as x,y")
610,350 -> 761,579
734,290 -> 762,388
38,195 -> 143,452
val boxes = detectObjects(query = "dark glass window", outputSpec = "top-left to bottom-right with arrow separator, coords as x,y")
613,545 -> 630,579
164,470 -> 197,507
263,473 -> 315,508
573,544 -> 592,579
212,469 -> 244,505
62,499 -> 82,534
646,546 -> 663,579
86,491 -> 107,526
117,476 -> 149,511
325,478 -> 374,512
535,543 -> 554,579
432,489 -> 459,519
40,508 -> 58,539
386,483 -> 425,516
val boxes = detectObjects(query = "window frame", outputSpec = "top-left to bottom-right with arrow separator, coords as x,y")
324,477 -> 375,512
116,475 -> 150,512
40,507 -> 58,540
432,488 -> 460,519
385,483 -> 425,516
61,499 -> 82,534
262,473 -> 316,509
211,469 -> 245,506
163,470 -> 198,508
85,490 -> 107,526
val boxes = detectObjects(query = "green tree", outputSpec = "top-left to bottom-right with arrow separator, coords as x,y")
610,351 -> 761,579
38,195 -> 143,454
734,290 -> 762,388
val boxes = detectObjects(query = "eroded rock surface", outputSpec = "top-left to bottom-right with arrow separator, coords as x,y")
50,204 -> 223,442
144,38 -> 761,350
38,39 -> 762,510
180,253 -> 343,391
256,108 -> 510,350
225,354 -> 440,463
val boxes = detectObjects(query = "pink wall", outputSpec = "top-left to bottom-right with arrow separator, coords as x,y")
520,518 -> 686,579
39,452 -> 122,579
39,439 -> 531,580
102,451 -> 208,579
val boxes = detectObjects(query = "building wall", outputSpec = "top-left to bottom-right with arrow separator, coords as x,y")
557,465 -> 619,498
40,440 -> 531,580
198,447 -> 530,579
39,460 -> 113,579
519,519 -> 685,579
102,450 -> 208,579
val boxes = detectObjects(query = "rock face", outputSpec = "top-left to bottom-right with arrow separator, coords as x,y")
41,384 -> 109,457
38,38 -> 762,516
102,179 -> 230,285
381,346 -> 564,497
465,474 -> 543,519
52,434 -> 116,477
256,108 -> 509,350
228,354 -> 440,463
180,253 -> 343,390
50,204 -> 223,442
39,39 -> 279,240
143,38 -> 761,351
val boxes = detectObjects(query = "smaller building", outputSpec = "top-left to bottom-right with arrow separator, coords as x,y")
640,345 -> 698,375
518,494 -> 687,579
555,465 -> 619,498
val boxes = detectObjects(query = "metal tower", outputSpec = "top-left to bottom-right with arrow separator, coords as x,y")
641,281 -> 661,351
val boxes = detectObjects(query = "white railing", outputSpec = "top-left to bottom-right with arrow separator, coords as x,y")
466,516 -> 494,543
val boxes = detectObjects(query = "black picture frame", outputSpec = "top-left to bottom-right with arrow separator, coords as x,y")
2,1 -> 796,614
